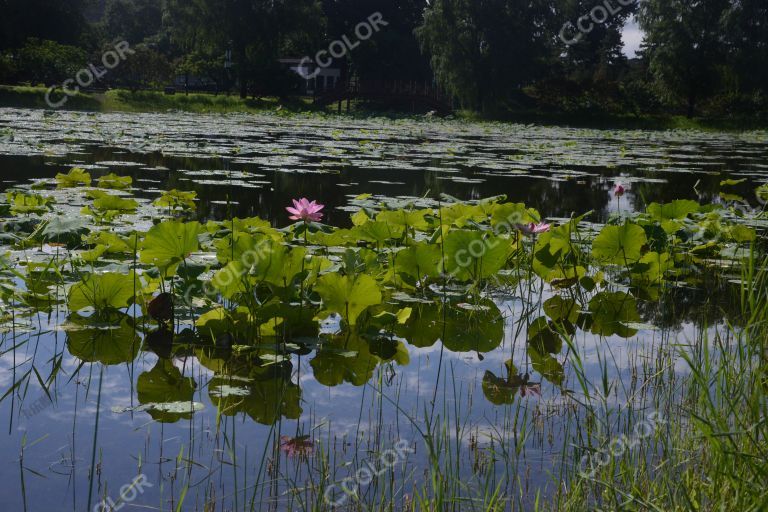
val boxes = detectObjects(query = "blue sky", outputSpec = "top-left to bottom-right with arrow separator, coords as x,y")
622,18 -> 643,58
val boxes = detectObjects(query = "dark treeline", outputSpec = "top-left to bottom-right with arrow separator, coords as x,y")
0,0 -> 766,118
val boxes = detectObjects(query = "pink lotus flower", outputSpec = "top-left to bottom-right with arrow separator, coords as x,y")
517,222 -> 551,236
520,382 -> 541,398
280,435 -> 314,457
286,198 -> 324,223
614,183 -> 626,198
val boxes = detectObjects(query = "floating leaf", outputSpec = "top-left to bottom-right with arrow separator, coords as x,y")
68,272 -> 137,315
56,167 -> 91,188
443,230 -> 509,281
646,200 -> 700,221
154,189 -> 197,211
394,243 -> 442,280
137,359 -> 197,423
98,173 -> 133,190
315,274 -> 382,326
311,334 -> 379,386
140,221 -> 202,276
209,375 -> 301,425
7,192 -> 54,215
66,316 -> 140,365
591,223 -> 647,265
588,291 -> 640,338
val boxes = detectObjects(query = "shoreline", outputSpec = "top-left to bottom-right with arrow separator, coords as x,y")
2,85 -> 767,132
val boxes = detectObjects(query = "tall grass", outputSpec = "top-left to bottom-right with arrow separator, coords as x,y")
530,250 -> 768,512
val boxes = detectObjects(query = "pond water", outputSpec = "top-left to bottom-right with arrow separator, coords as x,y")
0,107 -> 766,511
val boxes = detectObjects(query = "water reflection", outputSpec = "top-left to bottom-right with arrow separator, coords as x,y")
0,108 -> 765,510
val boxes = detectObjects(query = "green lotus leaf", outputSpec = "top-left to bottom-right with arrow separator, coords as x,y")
394,242 -> 443,280
311,334 -> 380,387
439,203 -> 486,228
720,178 -> 747,187
482,361 -> 521,405
543,296 -> 580,325
137,359 -> 197,423
91,192 -> 138,213
646,200 -> 700,221
217,236 -> 323,292
315,273 -> 382,326
490,202 -> 538,229
591,222 -> 647,265
98,173 -> 132,190
392,299 -> 504,353
532,221 -> 580,280
140,221 -> 202,275
757,184 -> 768,203
352,220 -> 404,243
66,315 -> 140,365
728,225 -> 757,243
209,375 -> 301,425
84,231 -> 138,254
214,231 -> 269,265
588,291 -> 640,338
310,228 -> 359,247
195,306 -> 252,339
442,300 -> 505,353
40,216 -> 90,245
56,167 -> 91,188
376,209 -> 430,231
630,251 -> 673,286
211,261 -> 248,299
528,345 -> 564,386
68,272 -> 137,315
528,316 -> 562,354
7,192 -> 54,215
443,230 -> 509,281
393,302 -> 442,348
154,189 -> 197,211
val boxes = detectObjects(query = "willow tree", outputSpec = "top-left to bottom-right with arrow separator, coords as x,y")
722,0 -> 768,101
167,0 -> 324,98
416,0 -> 550,112
639,0 -> 730,117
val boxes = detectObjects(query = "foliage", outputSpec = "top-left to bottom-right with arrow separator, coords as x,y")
97,173 -> 133,190
68,272 -> 137,315
140,220 -> 202,276
154,189 -> 197,212
6,191 -> 54,215
13,39 -> 88,85
56,167 -> 91,188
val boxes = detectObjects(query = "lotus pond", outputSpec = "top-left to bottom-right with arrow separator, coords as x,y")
0,108 -> 766,511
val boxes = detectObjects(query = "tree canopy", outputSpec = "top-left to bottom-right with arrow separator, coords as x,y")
0,0 -> 766,118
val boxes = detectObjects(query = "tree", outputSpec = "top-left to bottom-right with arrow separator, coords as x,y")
166,0 -> 324,98
639,0 -> 730,117
321,0 -> 431,82
0,0 -> 91,51
110,45 -> 172,89
103,0 -> 165,46
554,0 -> 636,84
15,39 -> 88,85
722,0 -> 768,101
417,0 -> 550,112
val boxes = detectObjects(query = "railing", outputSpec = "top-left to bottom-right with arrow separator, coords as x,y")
314,79 -> 452,113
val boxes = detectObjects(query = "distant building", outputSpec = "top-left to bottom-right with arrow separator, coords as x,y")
173,75 -> 218,91
279,59 -> 342,95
